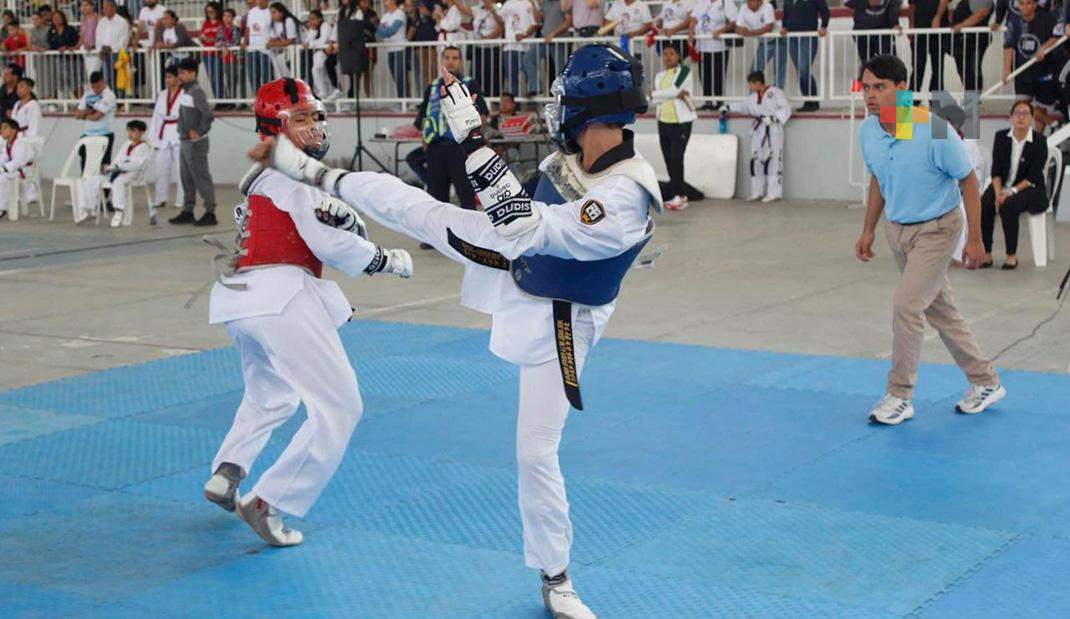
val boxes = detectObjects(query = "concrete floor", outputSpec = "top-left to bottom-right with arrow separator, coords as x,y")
2,185 -> 1068,391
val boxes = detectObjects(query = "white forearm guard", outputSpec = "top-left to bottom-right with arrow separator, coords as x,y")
270,134 -> 350,198
466,147 -> 541,239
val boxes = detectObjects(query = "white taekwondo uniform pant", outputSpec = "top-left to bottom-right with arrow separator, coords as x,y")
79,172 -> 134,222
210,287 -> 364,517
749,123 -> 785,200
154,143 -> 184,206
335,179 -> 593,576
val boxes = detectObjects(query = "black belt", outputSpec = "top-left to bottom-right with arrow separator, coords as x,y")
447,228 -> 585,410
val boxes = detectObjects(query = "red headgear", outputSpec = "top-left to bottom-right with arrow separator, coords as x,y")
254,78 -> 330,159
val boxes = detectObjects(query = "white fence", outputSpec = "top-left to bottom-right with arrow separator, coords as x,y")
0,26 -> 1050,110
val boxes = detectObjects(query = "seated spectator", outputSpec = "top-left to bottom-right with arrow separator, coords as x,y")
0,63 -> 21,119
0,117 -> 36,219
489,92 -> 517,130
77,119 -> 151,227
981,100 -> 1049,269
73,71 -> 118,182
737,0 -> 782,88
846,0 -> 901,63
1002,0 -> 1060,132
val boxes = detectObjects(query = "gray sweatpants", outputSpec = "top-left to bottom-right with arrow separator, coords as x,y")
180,137 -> 216,214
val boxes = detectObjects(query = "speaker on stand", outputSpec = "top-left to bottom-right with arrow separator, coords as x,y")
336,19 -> 388,172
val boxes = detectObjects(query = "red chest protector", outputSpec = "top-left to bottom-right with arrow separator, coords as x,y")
234,194 -> 323,278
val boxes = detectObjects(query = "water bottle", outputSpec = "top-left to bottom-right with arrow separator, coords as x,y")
719,109 -> 728,134
620,33 -> 630,53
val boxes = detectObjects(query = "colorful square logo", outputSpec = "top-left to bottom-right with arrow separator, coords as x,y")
880,90 -> 929,139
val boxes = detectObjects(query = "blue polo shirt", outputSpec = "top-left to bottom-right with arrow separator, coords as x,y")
858,113 -> 973,224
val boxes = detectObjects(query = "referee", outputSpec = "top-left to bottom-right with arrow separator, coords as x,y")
855,55 -> 1005,426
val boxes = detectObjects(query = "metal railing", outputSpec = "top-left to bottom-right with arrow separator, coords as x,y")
5,26 -> 1061,111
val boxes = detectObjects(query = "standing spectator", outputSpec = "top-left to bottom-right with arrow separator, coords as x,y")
28,13 -> 50,51
470,0 -> 503,97
356,0 -> 379,98
148,64 -> 183,222
981,99 -> 1049,269
689,0 -> 738,110
604,0 -> 653,38
201,2 -> 226,100
437,0 -> 471,41
219,8 -> 243,101
541,0 -> 572,79
96,0 -> 131,94
909,0 -> 950,95
652,44 -> 697,210
78,120 -> 151,227
0,118 -> 36,220
1,11 -> 12,30
243,0 -> 274,94
656,0 -> 695,55
303,9 -> 332,97
73,71 -> 117,179
325,0 -> 358,101
3,21 -> 29,69
79,0 -> 100,77
170,58 -> 216,227
727,70 -> 791,202
378,0 -> 409,99
36,6 -> 54,37
154,10 -> 196,69
11,77 -> 41,137
267,2 -> 300,78
846,0 -> 901,64
950,0 -> 993,93
500,0 -> 539,98
737,0 -> 780,88
411,2 -> 442,97
414,45 -> 488,232
47,9 -> 79,102
566,0 -> 605,37
995,0 -> 1053,42
781,0 -> 828,111
0,64 -> 21,120
136,0 -> 166,50
1002,0 -> 1057,129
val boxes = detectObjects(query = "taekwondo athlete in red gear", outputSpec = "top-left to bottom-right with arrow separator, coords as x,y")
203,78 -> 414,547
252,44 -> 660,617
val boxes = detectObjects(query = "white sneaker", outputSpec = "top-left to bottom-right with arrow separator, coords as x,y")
955,383 -> 1006,414
745,194 -> 763,202
868,394 -> 915,425
73,209 -> 91,224
761,195 -> 781,203
203,462 -> 244,512
325,88 -> 342,102
541,571 -> 596,619
236,493 -> 303,547
110,211 -> 124,227
663,195 -> 685,211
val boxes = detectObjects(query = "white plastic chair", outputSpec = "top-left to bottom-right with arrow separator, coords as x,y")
49,135 -> 109,221
9,136 -> 45,221
95,140 -> 153,226
1028,145 -> 1062,267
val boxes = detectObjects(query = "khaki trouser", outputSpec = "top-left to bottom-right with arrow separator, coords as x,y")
885,207 -> 998,399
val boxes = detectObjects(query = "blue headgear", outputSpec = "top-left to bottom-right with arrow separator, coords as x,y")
545,44 -> 648,155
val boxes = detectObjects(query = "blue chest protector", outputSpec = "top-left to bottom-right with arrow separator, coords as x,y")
511,174 -> 651,307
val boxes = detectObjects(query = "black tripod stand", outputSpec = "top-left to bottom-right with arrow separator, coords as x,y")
346,78 -> 388,172
336,19 -> 388,173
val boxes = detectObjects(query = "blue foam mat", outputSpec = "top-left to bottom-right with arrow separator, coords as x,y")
0,319 -> 1067,618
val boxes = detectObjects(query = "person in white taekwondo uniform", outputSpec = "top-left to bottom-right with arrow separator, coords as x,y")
252,44 -> 659,619
0,118 -> 36,219
77,120 -> 152,227
148,65 -> 184,223
11,77 -> 41,138
202,78 -> 414,548
726,69 -> 791,202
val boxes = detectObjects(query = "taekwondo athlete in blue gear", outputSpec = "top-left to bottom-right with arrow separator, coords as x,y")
254,43 -> 661,619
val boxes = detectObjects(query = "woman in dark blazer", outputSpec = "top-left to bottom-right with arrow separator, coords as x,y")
981,100 -> 1049,269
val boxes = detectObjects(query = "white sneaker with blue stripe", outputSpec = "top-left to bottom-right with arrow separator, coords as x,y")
955,383 -> 1006,414
868,394 -> 915,425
